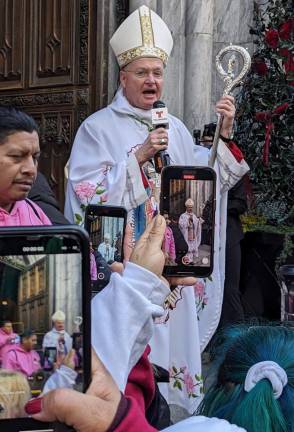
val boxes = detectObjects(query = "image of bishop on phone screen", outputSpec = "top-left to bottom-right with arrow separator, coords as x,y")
88,215 -> 124,265
0,228 -> 90,425
164,179 -> 214,268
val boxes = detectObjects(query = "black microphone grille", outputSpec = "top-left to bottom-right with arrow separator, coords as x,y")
153,100 -> 166,109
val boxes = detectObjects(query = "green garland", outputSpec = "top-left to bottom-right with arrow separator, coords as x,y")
235,0 -> 294,234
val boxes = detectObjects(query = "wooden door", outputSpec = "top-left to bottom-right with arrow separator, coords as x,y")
0,0 -> 114,209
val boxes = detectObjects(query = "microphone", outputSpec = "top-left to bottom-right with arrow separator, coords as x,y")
151,100 -> 170,173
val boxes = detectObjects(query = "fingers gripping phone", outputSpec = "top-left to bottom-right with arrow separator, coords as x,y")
0,226 -> 91,432
160,166 -> 216,277
84,205 -> 127,294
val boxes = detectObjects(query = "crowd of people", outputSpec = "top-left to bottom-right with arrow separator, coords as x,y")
0,311 -> 82,405
0,4 -> 291,432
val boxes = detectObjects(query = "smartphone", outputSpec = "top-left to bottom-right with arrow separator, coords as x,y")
0,226 -> 91,432
72,332 -> 83,370
85,205 -> 127,294
43,347 -> 57,371
160,166 -> 216,277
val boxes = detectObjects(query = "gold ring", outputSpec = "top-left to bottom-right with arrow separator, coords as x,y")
160,138 -> 166,144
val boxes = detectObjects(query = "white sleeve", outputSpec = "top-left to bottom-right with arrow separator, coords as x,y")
163,415 -> 247,432
64,120 -> 148,223
215,140 -> 250,192
91,262 -> 170,391
42,365 -> 78,395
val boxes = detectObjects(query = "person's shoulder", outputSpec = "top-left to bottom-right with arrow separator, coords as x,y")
80,106 -> 112,129
33,350 -> 41,359
25,199 -> 52,225
43,330 -> 52,339
168,113 -> 187,129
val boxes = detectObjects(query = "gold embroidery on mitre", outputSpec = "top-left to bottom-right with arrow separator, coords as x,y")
117,7 -> 169,68
140,9 -> 154,47
117,46 -> 168,68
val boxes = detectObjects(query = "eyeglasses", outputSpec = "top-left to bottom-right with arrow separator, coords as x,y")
123,68 -> 164,79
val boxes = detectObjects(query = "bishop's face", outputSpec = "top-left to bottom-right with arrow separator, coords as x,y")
120,58 -> 164,110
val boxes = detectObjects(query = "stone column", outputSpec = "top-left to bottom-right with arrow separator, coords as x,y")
129,0 -> 157,13
160,0 -> 186,119
184,0 -> 214,132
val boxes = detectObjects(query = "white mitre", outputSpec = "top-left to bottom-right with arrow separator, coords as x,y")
52,310 -> 65,321
110,5 -> 173,68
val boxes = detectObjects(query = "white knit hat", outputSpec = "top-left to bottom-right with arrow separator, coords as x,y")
110,5 -> 173,68
52,310 -> 65,321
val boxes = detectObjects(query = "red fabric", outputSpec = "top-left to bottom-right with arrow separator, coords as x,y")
140,167 -> 149,189
125,345 -> 155,412
254,102 -> 289,165
114,345 -> 157,431
114,396 -> 157,432
228,141 -> 244,163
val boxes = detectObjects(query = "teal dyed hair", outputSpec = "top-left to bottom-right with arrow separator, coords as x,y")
198,325 -> 294,432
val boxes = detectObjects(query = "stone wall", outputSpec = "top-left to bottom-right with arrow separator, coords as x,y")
109,0 -> 255,133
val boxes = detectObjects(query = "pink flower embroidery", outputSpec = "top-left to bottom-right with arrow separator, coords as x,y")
170,365 -> 203,398
100,193 -> 108,203
194,281 -> 205,297
183,372 -> 195,395
74,182 -> 96,202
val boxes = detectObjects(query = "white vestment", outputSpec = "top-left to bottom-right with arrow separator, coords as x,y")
163,416 -> 246,432
97,242 -> 115,262
179,212 -> 203,261
42,328 -> 72,354
65,87 -> 249,413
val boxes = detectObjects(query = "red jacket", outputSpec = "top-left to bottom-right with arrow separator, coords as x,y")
115,345 -> 157,431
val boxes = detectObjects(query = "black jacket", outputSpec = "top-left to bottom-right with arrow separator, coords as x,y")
226,178 -> 248,248
28,172 -> 69,225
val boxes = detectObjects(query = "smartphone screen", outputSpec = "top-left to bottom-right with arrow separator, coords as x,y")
161,166 -> 216,277
0,227 -> 91,428
85,205 -> 127,294
43,347 -> 57,371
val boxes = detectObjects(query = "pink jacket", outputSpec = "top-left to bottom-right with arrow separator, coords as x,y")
163,226 -> 176,261
0,199 -> 51,226
90,252 -> 98,280
0,328 -> 19,362
2,345 -> 41,377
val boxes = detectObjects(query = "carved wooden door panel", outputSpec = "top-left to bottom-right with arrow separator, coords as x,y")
0,0 -> 111,209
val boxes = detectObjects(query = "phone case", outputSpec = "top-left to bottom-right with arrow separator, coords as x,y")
0,226 -> 91,432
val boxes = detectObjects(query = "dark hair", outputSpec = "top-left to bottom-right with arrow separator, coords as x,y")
0,320 -> 12,327
0,106 -> 38,145
20,329 -> 36,341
